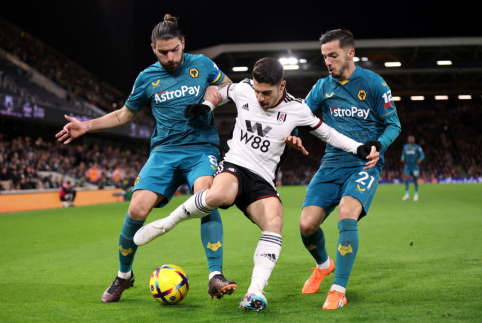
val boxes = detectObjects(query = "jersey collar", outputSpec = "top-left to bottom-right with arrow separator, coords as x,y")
270,89 -> 287,109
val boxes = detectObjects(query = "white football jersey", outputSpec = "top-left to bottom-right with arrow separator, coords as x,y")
215,79 -> 360,186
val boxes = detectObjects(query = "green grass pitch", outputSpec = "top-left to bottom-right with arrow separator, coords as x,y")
1,184 -> 481,322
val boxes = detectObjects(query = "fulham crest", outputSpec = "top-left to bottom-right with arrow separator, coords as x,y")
277,112 -> 287,123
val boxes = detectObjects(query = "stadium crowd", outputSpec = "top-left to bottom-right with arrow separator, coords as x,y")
0,134 -> 148,191
0,24 -> 155,126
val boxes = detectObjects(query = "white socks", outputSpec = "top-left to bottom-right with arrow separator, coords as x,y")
209,271 -> 222,280
331,284 -> 346,294
166,190 -> 215,225
249,231 -> 282,292
317,258 -> 331,270
118,270 -> 131,279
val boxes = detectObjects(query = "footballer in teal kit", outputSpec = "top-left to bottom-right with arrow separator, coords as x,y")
56,15 -> 237,303
298,30 -> 401,310
401,136 -> 425,201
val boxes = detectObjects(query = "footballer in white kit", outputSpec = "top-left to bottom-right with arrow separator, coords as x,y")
133,57 -> 380,312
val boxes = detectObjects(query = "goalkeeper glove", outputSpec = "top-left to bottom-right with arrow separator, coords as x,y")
184,104 -> 210,118
356,140 -> 382,159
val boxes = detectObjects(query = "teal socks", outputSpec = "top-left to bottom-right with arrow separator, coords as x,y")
301,227 -> 329,265
201,208 -> 223,273
119,213 -> 145,273
333,219 -> 359,288
414,179 -> 419,193
404,179 -> 409,194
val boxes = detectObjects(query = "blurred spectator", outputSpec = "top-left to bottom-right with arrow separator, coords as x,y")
59,180 -> 76,207
97,172 -> 114,189
86,163 -> 101,184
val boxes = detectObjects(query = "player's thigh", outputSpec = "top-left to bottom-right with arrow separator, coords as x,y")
338,196 -> 363,221
205,172 -> 238,207
341,166 -> 381,220
128,189 -> 166,221
303,167 -> 342,223
246,197 -> 283,234
134,151 -> 185,209
300,205 -> 327,235
182,148 -> 220,193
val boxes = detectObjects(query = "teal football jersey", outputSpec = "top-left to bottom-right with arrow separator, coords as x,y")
402,143 -> 424,167
125,53 -> 226,151
306,66 -> 399,169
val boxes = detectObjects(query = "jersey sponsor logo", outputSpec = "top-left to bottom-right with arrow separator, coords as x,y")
277,112 -> 287,123
155,85 -> 200,103
358,90 -> 367,101
119,245 -> 133,256
189,68 -> 199,78
330,106 -> 370,119
325,92 -> 335,98
207,241 -> 222,251
242,103 -> 249,111
151,79 -> 160,86
338,243 -> 353,256
245,120 -> 272,137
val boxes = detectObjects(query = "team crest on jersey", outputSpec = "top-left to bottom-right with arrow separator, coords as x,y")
358,90 -> 367,101
189,68 -> 199,78
277,112 -> 287,123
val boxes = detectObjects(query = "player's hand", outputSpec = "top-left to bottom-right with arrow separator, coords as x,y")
356,140 -> 381,159
55,115 -> 87,144
284,136 -> 309,155
417,160 -> 421,164
364,146 -> 380,170
184,104 -> 211,118
204,86 -> 222,106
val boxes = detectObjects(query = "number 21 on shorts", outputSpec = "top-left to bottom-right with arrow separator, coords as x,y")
355,171 -> 375,189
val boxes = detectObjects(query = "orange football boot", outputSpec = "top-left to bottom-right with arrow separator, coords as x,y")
301,258 -> 335,294
322,290 -> 347,310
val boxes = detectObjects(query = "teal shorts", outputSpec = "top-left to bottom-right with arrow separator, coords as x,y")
133,147 -> 219,208
404,165 -> 420,177
303,165 -> 381,220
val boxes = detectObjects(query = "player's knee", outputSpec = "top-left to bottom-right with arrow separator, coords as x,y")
338,205 -> 360,221
299,217 -> 319,235
266,215 -> 283,234
128,202 -> 149,221
206,189 -> 234,207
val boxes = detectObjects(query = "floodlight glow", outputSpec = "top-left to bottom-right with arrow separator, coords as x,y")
437,60 -> 452,65
232,67 -> 248,72
279,58 -> 288,65
435,95 -> 448,100
287,57 -> 298,65
458,95 -> 472,100
361,57 -> 369,61
353,57 -> 360,62
299,59 -> 307,63
410,96 -> 425,101
283,65 -> 299,70
392,96 -> 401,101
385,62 -> 401,67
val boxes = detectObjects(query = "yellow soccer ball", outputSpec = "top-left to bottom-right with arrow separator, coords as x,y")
149,264 -> 189,305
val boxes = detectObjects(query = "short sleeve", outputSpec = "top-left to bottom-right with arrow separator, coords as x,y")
305,79 -> 324,114
297,104 -> 323,129
372,77 -> 397,120
198,55 -> 226,86
125,74 -> 148,112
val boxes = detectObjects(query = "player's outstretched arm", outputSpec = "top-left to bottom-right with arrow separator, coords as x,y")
55,106 -> 137,144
